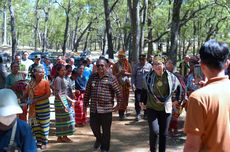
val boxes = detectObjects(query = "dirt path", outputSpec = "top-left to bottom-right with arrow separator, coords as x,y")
42,94 -> 186,152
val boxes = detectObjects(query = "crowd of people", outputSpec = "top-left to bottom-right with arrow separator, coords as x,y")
0,39 -> 230,152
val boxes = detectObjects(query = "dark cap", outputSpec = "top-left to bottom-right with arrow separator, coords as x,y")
34,54 -> 41,59
139,54 -> 146,59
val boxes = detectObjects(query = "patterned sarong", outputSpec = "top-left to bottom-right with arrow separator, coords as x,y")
29,98 -> 50,145
74,93 -> 86,125
54,98 -> 75,136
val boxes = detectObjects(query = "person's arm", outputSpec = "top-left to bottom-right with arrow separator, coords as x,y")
184,134 -> 202,152
83,76 -> 92,112
131,64 -> 137,91
124,62 -> 132,76
112,76 -> 123,111
20,121 -> 37,152
184,95 -> 205,152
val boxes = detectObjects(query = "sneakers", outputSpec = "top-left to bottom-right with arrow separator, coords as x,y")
143,114 -> 148,120
94,140 -> 101,149
119,115 -> 126,121
135,114 -> 141,121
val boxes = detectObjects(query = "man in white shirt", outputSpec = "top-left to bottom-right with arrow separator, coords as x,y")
21,51 -> 33,76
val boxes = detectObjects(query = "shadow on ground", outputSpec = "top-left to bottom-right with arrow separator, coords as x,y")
42,95 -> 186,152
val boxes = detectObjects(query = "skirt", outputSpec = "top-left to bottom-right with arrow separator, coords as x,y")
29,98 -> 50,145
54,98 -> 75,136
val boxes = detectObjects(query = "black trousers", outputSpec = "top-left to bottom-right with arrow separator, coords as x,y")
90,112 -> 112,151
147,108 -> 171,152
135,89 -> 147,115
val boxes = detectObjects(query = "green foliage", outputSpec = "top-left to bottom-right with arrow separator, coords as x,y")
0,0 -> 229,56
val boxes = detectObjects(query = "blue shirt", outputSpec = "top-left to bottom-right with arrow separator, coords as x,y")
0,119 -> 37,152
83,66 -> 92,81
75,76 -> 87,91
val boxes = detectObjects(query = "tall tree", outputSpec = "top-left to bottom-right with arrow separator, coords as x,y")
55,0 -> 72,56
34,0 -> 40,52
139,0 -> 148,53
2,0 -> 7,45
128,0 -> 140,65
8,0 -> 17,60
42,2 -> 51,52
103,0 -> 115,59
169,0 -> 182,63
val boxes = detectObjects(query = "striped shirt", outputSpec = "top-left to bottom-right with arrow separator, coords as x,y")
84,72 -> 122,114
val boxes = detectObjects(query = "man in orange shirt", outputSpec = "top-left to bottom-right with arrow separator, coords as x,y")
184,39 -> 230,152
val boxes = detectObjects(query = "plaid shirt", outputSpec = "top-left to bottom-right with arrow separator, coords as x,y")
84,72 -> 123,113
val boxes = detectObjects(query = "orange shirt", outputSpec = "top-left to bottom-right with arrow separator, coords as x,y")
33,80 -> 50,97
184,76 -> 230,152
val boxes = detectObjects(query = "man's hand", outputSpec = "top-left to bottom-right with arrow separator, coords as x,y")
112,104 -> 120,112
172,100 -> 179,107
139,102 -> 146,110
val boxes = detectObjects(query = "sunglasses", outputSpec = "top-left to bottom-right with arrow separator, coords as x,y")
96,64 -> 105,68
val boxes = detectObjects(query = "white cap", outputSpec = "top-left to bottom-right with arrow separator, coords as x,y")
0,89 -> 22,116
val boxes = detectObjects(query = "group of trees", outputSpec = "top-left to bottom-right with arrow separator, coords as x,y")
0,0 -> 230,64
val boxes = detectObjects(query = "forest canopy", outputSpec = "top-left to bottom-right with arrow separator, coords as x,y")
0,0 -> 229,63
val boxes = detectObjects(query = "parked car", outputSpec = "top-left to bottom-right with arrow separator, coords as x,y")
28,52 -> 51,60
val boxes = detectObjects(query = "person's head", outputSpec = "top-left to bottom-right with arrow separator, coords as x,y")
86,57 -> 92,65
65,58 -> 70,64
153,55 -> 165,76
33,65 -> 45,81
118,49 -> 126,62
0,89 -> 22,128
34,54 -> 41,64
70,58 -> 75,66
148,55 -> 154,63
139,54 -> 147,65
199,39 -> 229,73
44,57 -> 50,65
71,68 -> 78,80
82,59 -> 88,66
77,64 -> 85,76
22,51 -> 29,60
10,62 -> 19,74
189,56 -> 199,73
56,64 -> 66,77
96,58 -> 107,76
65,64 -> 72,76
184,55 -> 190,63
166,59 -> 175,72
15,55 -> 21,64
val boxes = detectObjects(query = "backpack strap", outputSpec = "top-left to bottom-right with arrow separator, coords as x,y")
9,120 -> 17,146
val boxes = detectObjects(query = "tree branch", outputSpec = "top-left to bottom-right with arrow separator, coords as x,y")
180,3 -> 215,27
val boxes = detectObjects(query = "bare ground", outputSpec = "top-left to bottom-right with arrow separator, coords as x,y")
41,93 -> 186,152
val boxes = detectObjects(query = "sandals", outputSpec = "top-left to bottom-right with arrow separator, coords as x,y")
57,136 -> 73,143
62,136 -> 73,143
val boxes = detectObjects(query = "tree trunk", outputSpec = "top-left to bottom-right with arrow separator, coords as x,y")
8,0 -> 17,60
83,31 -> 90,51
42,7 -> 49,52
73,15 -> 80,50
169,0 -> 182,63
62,0 -> 71,56
73,21 -> 92,52
147,18 -> 153,58
102,29 -> 106,55
34,0 -> 39,52
103,0 -> 114,59
139,0 -> 148,54
128,0 -> 140,65
2,1 -> 7,45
